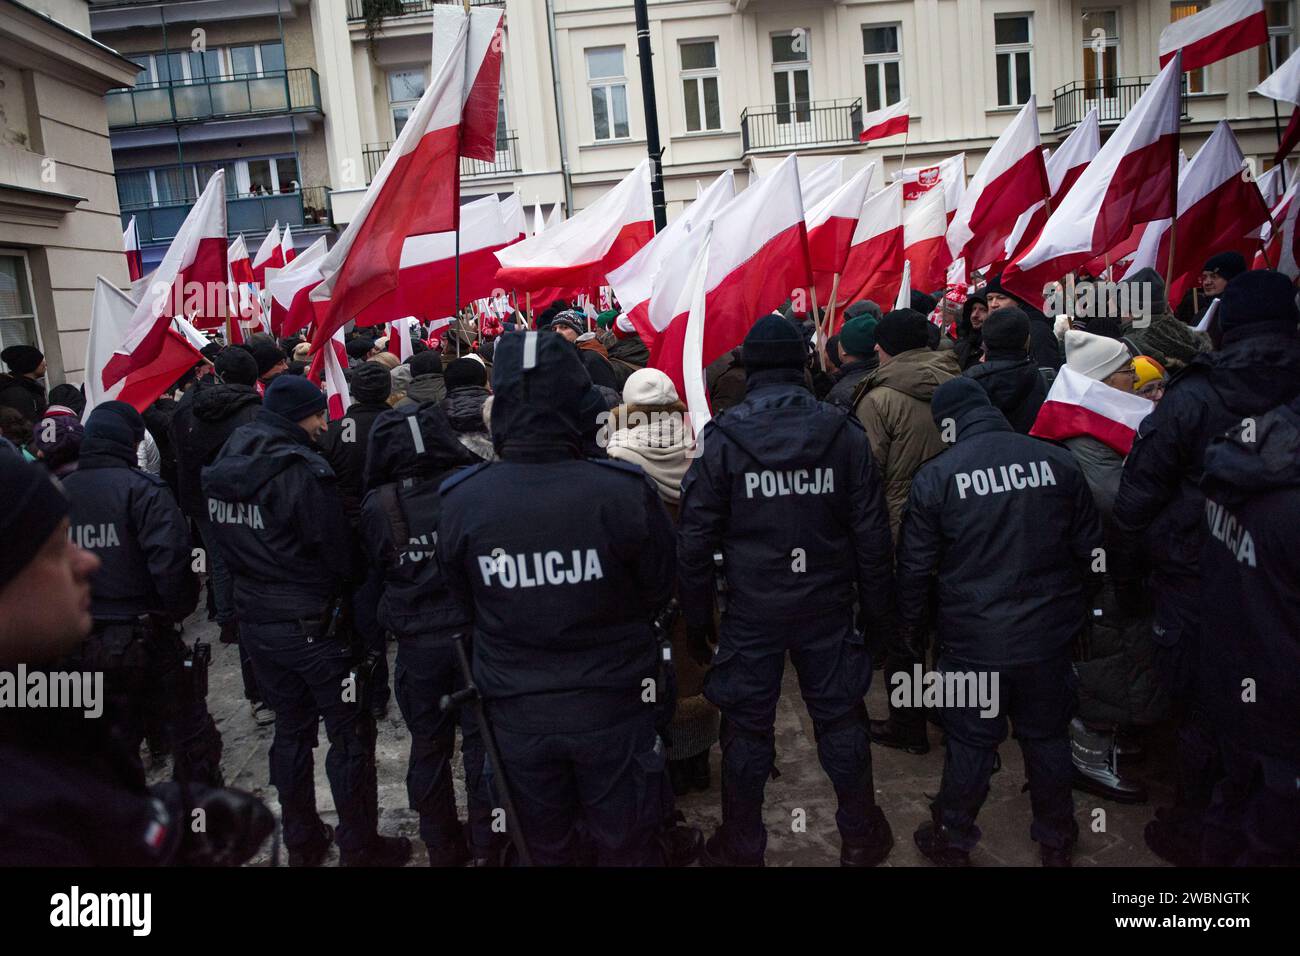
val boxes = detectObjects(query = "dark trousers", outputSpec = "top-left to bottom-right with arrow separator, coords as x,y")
704,614 -> 877,864
351,564 -> 390,709
393,633 -> 492,857
935,654 -> 1076,851
494,710 -> 665,866
1201,741 -> 1300,866
197,518 -> 262,704
241,619 -> 378,853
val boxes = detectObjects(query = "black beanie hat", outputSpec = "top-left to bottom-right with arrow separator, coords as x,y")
911,290 -> 938,316
1218,269 -> 1300,343
246,340 -> 284,377
345,336 -> 376,360
215,346 -> 259,386
1202,251 -> 1248,282
444,357 -> 487,391
875,309 -> 931,356
1,344 -> 43,375
408,350 -> 443,377
742,314 -> 806,370
263,374 -> 326,421
83,400 -> 146,447
930,376 -> 991,428
0,452 -> 68,591
980,306 -> 1030,354
351,361 -> 392,403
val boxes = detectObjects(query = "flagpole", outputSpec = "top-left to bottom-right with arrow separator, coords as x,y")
1165,217 -> 1177,292
453,0 -> 472,325
1267,40 -> 1289,191
899,125 -> 910,173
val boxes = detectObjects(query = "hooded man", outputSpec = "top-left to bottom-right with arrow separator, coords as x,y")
963,306 -> 1048,435
954,293 -> 989,371
401,350 -> 447,407
897,378 -> 1102,867
436,330 -> 679,866
440,357 -> 493,461
676,315 -> 896,868
0,344 -> 47,424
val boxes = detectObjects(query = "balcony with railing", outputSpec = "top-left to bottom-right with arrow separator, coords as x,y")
121,186 -> 331,245
107,68 -> 322,130
741,98 -> 862,153
347,0 -> 504,21
1053,76 -> 1191,131
362,131 -> 520,184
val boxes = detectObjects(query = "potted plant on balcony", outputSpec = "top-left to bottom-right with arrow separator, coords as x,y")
363,0 -> 407,51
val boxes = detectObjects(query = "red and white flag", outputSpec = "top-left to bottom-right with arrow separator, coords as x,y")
893,153 -> 966,212
821,181 -> 904,318
101,169 -> 227,389
228,235 -> 255,285
437,4 -> 505,161
807,163 -> 875,280
307,328 -> 350,421
649,153 -> 812,398
1030,364 -> 1154,455
947,96 -> 1049,271
532,202 -> 546,237
309,6 -> 474,351
500,193 -> 528,242
279,223 -> 297,264
1160,0 -> 1267,72
799,158 -> 845,211
1256,46 -> 1300,163
123,216 -> 143,282
1003,109 -> 1101,267
859,98 -> 910,143
251,223 -> 283,287
495,158 -> 654,292
267,235 -> 328,337
1256,177 -> 1300,275
609,169 -> 735,342
387,318 -> 417,361
84,276 -> 202,417
1002,56 -> 1182,308
903,186 -> 951,293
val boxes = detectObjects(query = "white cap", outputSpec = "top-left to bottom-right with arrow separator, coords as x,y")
1064,329 -> 1130,381
622,366 -> 679,406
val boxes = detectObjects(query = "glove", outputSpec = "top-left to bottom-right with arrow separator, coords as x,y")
181,787 -> 275,867
686,619 -> 717,669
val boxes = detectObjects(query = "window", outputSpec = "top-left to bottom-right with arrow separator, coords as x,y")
1171,3 -> 1207,92
586,47 -> 630,141
862,25 -> 902,113
115,156 -> 299,209
771,31 -> 811,124
994,14 -> 1033,106
1081,10 -> 1119,102
496,64 -> 509,148
680,39 -> 721,132
0,255 -> 38,358
388,68 -> 427,137
1261,1 -> 1294,81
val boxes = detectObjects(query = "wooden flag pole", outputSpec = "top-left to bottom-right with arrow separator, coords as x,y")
825,271 -> 842,353
525,291 -> 533,329
809,284 -> 827,371
899,125 -> 910,172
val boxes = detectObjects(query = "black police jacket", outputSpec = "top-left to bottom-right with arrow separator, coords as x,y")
169,377 -> 260,518
62,434 -> 197,623
1199,399 -> 1300,763
896,404 -> 1102,666
201,408 -> 353,624
1114,328 -> 1300,579
676,368 -> 895,635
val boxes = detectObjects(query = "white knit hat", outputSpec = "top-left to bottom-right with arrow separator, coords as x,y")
1064,329 -> 1130,381
622,367 -> 679,406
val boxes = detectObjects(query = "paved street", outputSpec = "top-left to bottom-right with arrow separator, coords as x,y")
169,611 -> 1168,867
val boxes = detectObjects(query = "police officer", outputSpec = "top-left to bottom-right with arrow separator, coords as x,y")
359,402 -> 495,866
896,378 -> 1102,866
437,331 -> 676,866
676,314 -> 896,868
202,375 -> 410,868
61,401 -> 223,787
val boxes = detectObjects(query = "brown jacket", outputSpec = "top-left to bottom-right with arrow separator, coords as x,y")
852,347 -> 960,538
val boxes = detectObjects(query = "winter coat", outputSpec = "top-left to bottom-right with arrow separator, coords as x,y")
402,372 -> 447,407
142,397 -> 180,498
606,333 -> 649,390
964,355 -> 1047,434
896,403 -> 1102,666
1199,399 -> 1300,762
440,385 -> 493,460
0,374 -> 46,423
606,401 -> 693,502
1026,307 -> 1063,371
575,338 -> 619,390
1122,311 -> 1210,370
62,429 -> 198,623
823,357 -> 876,410
953,297 -> 985,371
706,348 -> 746,414
202,409 -> 354,624
677,368 -> 894,637
169,378 -> 260,519
852,347 -> 961,537
318,400 -> 391,519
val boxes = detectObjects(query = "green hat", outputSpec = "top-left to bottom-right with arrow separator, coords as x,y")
596,309 -> 619,329
838,316 -> 877,358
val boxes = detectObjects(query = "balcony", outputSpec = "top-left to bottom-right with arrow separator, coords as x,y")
741,98 -> 862,153
121,186 -> 332,245
347,0 -> 504,21
362,131 -> 520,184
107,69 -> 322,130
1053,76 -> 1191,131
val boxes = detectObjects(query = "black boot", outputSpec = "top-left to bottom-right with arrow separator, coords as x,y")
689,750 -> 711,791
341,834 -> 413,868
699,830 -> 763,867
841,805 -> 894,867
658,812 -> 704,867
869,719 -> 930,754
218,621 -> 239,645
913,812 -> 970,867
287,823 -> 334,868
668,759 -> 692,797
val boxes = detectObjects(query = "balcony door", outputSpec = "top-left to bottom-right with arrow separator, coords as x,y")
1081,9 -> 1121,120
771,32 -> 812,146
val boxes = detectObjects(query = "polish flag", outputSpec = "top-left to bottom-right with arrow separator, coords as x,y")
251,223 -> 284,287
1130,121 -> 1269,306
799,158 -> 845,211
649,153 -> 812,398
228,235 -> 255,285
1256,47 -> 1300,163
608,169 -> 735,344
893,153 -> 966,213
1257,178 -> 1300,277
438,4 -> 505,161
226,234 -> 266,333
101,169 -> 227,389
307,329 -> 350,421
947,97 -> 1049,271
859,99 -> 910,143
123,216 -> 143,282
309,7 -> 472,352
84,276 -> 202,417
1030,365 -> 1154,456
1004,108 -> 1101,264
1159,0 -> 1267,72
822,181 -> 905,321
500,194 -> 528,242
903,186 -> 951,292
808,163 -> 875,282
267,236 -> 328,337
387,318 -> 416,361
494,158 -> 654,293
280,223 -> 297,264
1002,56 -> 1182,309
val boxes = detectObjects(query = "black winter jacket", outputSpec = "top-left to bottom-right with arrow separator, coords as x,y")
318,400 -> 391,519
964,355 -> 1047,434
824,358 -> 877,410
169,378 -> 260,518
0,374 -> 46,423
